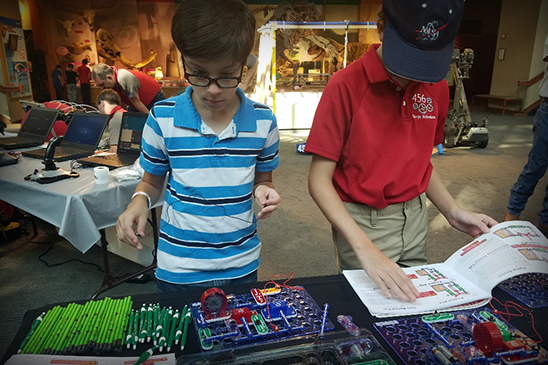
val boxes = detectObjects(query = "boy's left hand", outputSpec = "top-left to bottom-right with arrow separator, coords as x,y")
449,209 -> 498,238
254,185 -> 281,219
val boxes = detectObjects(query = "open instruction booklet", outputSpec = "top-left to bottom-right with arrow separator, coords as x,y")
343,220 -> 548,317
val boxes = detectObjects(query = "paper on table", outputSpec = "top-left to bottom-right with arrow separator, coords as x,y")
343,264 -> 491,317
344,220 -> 548,317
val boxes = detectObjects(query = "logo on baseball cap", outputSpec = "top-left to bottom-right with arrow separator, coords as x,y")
382,0 -> 465,83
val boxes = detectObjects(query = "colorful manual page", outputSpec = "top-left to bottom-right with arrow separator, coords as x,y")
343,220 -> 548,317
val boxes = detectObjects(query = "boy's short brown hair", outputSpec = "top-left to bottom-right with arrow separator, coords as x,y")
376,6 -> 385,35
96,88 -> 121,106
171,0 -> 255,66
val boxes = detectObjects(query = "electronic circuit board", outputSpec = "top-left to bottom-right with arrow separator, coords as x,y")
374,308 -> 547,365
498,272 -> 548,308
189,286 -> 336,352
179,329 -> 396,365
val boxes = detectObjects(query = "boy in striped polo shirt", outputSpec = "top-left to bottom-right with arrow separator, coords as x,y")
116,0 -> 281,291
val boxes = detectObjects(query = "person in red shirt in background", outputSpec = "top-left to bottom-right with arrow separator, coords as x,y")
77,58 -> 92,105
96,88 -> 126,153
305,0 -> 497,302
91,63 -> 165,114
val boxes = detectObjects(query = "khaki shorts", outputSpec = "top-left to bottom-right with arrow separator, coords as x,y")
333,193 -> 428,271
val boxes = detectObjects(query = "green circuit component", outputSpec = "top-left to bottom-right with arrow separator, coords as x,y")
479,310 -> 512,341
421,313 -> 455,323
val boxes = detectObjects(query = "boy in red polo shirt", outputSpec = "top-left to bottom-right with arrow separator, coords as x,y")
96,88 -> 126,153
305,0 -> 497,302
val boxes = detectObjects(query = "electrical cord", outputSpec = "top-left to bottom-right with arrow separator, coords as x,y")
36,242 -> 104,273
164,187 -> 255,226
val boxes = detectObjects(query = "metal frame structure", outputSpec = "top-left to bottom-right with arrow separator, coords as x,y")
255,21 -> 377,110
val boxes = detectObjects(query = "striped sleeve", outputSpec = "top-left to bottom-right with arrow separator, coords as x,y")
139,101 -> 172,175
254,106 -> 280,172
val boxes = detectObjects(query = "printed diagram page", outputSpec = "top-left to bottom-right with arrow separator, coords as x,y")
343,263 -> 491,317
445,221 -> 548,293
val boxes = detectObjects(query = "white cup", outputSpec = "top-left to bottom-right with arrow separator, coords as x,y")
94,166 -> 109,184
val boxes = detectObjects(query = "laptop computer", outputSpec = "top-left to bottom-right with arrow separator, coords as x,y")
0,107 -> 59,150
78,112 -> 148,169
23,112 -> 109,162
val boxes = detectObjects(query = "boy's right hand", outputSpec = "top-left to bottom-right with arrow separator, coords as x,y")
358,246 -> 420,302
116,199 -> 149,250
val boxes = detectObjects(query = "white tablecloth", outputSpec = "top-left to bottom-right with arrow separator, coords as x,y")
0,155 -> 141,253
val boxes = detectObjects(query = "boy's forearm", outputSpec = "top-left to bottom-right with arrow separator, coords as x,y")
426,168 -> 460,220
308,156 -> 374,254
131,172 -> 165,207
253,171 -> 274,196
310,177 -> 372,250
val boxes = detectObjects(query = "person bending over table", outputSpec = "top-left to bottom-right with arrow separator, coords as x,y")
91,63 -> 165,114
305,0 -> 497,303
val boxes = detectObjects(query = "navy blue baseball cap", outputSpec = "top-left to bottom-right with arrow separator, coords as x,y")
382,0 -> 465,83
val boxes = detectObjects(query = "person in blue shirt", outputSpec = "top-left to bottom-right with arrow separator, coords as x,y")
51,65 -> 64,100
505,33 -> 548,236
116,0 -> 281,291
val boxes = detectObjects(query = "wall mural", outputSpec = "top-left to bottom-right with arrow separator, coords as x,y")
45,0 -> 370,83
50,0 -> 177,74
250,0 -> 371,87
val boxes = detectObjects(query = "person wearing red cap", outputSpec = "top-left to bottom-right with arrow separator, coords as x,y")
305,0 -> 497,302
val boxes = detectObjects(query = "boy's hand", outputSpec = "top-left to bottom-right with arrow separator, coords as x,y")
448,209 -> 498,238
358,246 -> 420,302
116,199 -> 149,250
254,185 -> 281,219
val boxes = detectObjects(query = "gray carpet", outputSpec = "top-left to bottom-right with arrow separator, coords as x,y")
1,110 -> 546,360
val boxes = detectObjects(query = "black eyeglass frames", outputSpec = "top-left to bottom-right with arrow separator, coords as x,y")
183,63 -> 243,89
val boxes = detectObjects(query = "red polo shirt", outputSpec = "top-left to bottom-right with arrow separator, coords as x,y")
305,44 -> 448,209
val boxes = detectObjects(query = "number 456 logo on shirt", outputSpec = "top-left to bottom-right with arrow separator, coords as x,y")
412,93 -> 434,115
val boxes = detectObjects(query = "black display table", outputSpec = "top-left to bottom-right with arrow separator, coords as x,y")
2,275 -> 546,365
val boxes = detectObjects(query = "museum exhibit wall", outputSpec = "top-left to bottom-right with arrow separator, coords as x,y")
2,0 -> 548,124
0,0 -> 32,125
490,0 -> 548,109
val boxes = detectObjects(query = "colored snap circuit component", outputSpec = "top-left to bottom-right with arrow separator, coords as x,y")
190,286 -> 335,352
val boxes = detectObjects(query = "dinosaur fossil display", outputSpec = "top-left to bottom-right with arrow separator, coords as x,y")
256,0 -> 323,85
95,28 -> 157,69
307,34 -> 369,72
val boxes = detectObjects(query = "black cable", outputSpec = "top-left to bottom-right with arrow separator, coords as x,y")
164,190 -> 255,226
37,242 -> 104,273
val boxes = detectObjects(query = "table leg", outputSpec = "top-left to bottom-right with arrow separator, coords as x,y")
90,208 -> 158,299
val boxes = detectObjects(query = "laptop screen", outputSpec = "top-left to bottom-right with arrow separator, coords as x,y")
63,113 -> 108,146
19,107 -> 60,138
117,112 -> 148,154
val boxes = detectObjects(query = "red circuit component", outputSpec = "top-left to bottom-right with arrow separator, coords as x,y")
201,287 -> 230,321
473,321 -> 504,356
251,288 -> 266,305
231,307 -> 252,325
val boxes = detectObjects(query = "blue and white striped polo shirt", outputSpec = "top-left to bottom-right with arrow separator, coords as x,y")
140,87 -> 280,284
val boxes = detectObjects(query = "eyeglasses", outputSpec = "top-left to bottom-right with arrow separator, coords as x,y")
183,64 -> 242,89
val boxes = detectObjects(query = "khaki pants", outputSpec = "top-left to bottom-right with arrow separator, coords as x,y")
333,193 -> 428,271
